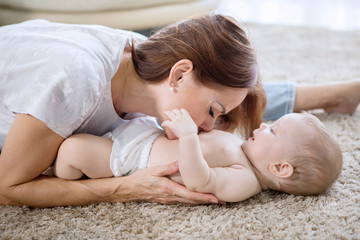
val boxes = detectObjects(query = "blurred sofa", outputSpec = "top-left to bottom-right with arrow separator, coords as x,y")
0,0 -> 221,30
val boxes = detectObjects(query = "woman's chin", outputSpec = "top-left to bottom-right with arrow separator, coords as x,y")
163,126 -> 178,140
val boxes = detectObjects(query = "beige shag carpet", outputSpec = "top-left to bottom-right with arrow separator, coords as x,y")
1,23 -> 360,239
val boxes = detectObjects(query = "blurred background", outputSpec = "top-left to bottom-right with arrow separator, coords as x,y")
0,0 -> 359,31
218,0 -> 360,30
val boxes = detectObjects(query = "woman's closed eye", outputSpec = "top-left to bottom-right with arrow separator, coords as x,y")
209,107 -> 215,118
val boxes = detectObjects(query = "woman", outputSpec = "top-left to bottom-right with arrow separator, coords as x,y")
0,14 -> 359,207
0,14 -> 266,207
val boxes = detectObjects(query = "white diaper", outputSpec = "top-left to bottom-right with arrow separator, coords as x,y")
105,117 -> 163,177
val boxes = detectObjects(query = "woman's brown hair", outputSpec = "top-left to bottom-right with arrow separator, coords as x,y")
132,13 -> 266,138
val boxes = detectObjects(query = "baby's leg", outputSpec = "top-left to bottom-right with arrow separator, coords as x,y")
53,134 -> 114,180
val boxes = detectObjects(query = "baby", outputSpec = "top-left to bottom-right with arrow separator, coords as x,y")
53,109 -> 343,202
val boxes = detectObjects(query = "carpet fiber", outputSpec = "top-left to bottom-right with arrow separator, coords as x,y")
1,23 -> 360,239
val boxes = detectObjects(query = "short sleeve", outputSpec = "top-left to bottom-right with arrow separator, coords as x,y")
0,20 -> 126,138
3,55 -> 105,138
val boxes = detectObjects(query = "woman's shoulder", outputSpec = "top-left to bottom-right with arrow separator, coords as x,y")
0,20 -> 125,137
1,19 -> 130,62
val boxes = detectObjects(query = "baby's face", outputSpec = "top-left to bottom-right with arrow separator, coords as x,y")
241,113 -> 311,174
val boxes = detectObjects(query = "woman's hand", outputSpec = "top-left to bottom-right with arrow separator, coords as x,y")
122,161 -> 219,205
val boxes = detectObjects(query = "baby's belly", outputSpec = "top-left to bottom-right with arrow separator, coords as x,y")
148,135 -> 180,167
149,133 -> 244,169
148,135 -> 184,185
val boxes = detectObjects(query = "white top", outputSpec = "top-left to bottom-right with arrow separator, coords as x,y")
0,19 -> 146,148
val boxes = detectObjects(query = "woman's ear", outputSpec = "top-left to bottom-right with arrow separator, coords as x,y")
269,162 -> 294,178
168,59 -> 193,91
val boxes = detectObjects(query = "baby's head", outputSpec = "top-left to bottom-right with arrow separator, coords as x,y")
242,112 -> 342,196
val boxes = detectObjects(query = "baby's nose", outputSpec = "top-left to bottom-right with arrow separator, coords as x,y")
259,123 -> 269,130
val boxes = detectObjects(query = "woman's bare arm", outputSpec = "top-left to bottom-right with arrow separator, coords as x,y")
0,114 -> 218,207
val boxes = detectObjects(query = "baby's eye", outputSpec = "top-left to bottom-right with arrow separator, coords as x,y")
209,107 -> 215,118
271,127 -> 275,135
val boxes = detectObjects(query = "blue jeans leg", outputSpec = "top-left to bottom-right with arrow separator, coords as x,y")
263,82 -> 296,121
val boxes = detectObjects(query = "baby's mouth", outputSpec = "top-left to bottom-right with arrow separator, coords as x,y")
251,129 -> 258,141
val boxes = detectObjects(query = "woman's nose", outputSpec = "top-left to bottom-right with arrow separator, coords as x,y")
199,118 -> 216,132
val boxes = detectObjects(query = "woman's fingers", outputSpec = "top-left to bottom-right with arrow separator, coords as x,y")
147,177 -> 218,205
165,179 -> 218,204
130,162 -> 219,205
152,161 -> 179,176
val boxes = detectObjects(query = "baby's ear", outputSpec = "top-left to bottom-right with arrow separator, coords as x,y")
269,162 -> 294,178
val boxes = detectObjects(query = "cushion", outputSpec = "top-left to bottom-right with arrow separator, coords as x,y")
0,0 -> 220,29
0,0 -> 197,12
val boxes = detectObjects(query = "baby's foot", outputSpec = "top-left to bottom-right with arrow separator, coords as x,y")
324,80 -> 360,114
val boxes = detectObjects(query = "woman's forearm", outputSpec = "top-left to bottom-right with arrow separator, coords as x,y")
1,175 -> 135,207
178,134 -> 212,192
0,162 -> 219,207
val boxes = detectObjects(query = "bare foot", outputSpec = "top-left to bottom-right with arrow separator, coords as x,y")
323,81 -> 360,115
294,80 -> 360,114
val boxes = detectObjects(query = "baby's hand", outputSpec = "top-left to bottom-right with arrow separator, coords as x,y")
161,109 -> 197,139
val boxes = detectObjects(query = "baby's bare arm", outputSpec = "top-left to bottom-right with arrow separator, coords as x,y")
162,109 -> 261,202
205,166 -> 261,202
171,132 -> 260,202
176,131 -> 260,202
162,109 -> 210,190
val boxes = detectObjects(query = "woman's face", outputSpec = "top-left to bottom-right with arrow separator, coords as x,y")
159,73 -> 249,138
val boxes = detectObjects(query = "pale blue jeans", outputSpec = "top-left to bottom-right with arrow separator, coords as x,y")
263,82 -> 296,121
